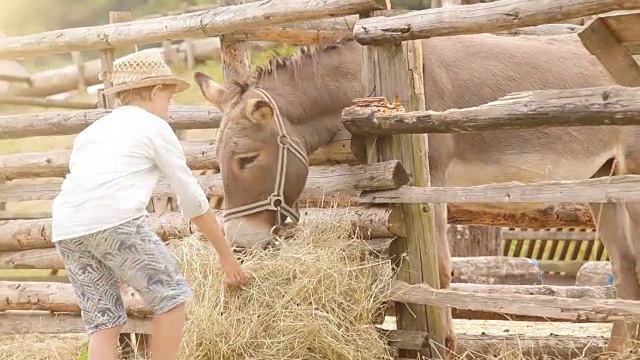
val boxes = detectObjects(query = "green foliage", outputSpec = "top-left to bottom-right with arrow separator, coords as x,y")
75,341 -> 89,360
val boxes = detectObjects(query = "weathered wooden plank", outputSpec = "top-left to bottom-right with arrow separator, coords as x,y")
0,311 -> 151,334
341,86 -> 640,136
383,329 -> 608,358
359,23 -> 444,357
0,0 -> 388,59
447,202 -> 595,228
0,130 -> 365,180
353,0 -> 640,45
451,256 -> 541,285
0,104 -> 222,140
579,14 -> 640,87
0,206 -> 404,252
390,280 -> 640,323
0,96 -> 96,110
360,174 -> 640,204
0,160 -> 409,204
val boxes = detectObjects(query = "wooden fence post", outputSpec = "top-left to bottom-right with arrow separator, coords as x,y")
357,9 -> 446,359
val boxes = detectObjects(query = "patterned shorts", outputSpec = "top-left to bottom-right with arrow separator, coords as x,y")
54,215 -> 192,334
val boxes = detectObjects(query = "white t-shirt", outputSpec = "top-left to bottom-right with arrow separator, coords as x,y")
51,105 -> 210,242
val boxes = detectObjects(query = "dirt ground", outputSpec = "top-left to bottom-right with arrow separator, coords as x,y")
0,319 -> 614,359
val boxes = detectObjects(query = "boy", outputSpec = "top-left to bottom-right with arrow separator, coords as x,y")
51,50 -> 249,360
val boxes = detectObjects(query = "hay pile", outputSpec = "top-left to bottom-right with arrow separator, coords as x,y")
168,216 -> 395,360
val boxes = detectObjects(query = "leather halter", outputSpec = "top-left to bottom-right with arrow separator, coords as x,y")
221,88 -> 309,230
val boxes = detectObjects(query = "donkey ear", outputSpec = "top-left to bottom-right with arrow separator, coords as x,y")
194,71 -> 229,110
245,98 -> 274,125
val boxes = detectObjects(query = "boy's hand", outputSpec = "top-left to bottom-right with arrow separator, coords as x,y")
220,256 -> 251,288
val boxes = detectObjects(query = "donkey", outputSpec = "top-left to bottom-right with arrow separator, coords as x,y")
194,32 -> 640,354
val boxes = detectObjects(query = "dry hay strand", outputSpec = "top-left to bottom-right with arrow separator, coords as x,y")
0,334 -> 87,360
167,212 -> 395,360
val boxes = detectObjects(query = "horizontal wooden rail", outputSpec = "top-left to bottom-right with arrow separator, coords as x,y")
0,104 -> 222,140
0,206 -> 404,252
360,174 -> 640,204
0,160 -> 408,204
342,86 -> 640,136
0,0 -> 388,59
390,280 -> 640,323
0,130 -> 364,180
0,96 -> 96,110
353,0 -> 640,45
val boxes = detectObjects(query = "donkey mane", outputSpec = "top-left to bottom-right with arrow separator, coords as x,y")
253,38 -> 355,82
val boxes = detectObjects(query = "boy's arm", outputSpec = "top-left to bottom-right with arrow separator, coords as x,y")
147,120 -> 240,267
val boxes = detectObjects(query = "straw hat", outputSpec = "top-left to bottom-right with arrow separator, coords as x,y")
101,49 -> 190,95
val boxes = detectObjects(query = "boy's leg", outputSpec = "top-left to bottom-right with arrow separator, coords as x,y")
54,236 -> 127,360
92,215 -> 192,360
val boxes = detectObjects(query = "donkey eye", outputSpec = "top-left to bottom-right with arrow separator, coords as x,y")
238,154 -> 259,170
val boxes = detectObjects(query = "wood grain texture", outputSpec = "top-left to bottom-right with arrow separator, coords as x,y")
0,206 -> 404,252
360,174 -> 640,204
384,329 -> 608,358
0,281 -> 151,315
0,104 -> 222,140
0,160 -> 409,204
342,86 -> 640,136
451,256 -> 541,285
0,0 -> 388,59
0,311 -> 151,334
353,0 -> 640,45
447,202 -> 594,228
0,130 -> 365,180
390,280 -> 640,323
359,35 -> 444,357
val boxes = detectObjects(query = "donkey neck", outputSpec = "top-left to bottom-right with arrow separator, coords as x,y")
254,42 -> 364,153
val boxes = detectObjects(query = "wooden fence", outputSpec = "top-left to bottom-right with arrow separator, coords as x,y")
0,0 -> 639,359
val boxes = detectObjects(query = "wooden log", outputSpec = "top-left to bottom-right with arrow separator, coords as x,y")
0,104 -> 222,140
384,329 -> 609,359
537,259 -> 587,275
450,282 -> 616,298
341,86 -> 640,136
0,0 -> 388,59
0,160 -> 408,204
0,311 -> 151,334
0,281 -> 151,316
576,261 -> 613,286
226,16 -> 358,44
0,206 -> 404,252
496,23 -> 583,36
0,208 -> 403,270
0,131 -> 364,180
448,225 -> 503,257
358,12 -> 444,357
451,256 -> 541,285
352,0 -> 640,45
579,12 -> 640,87
360,174 -> 640,204
447,202 -> 594,228
449,283 -> 616,322
0,74 -> 31,85
389,280 -> 640,323
0,96 -> 96,110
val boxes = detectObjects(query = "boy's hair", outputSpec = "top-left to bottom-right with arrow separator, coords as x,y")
114,85 -> 159,106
